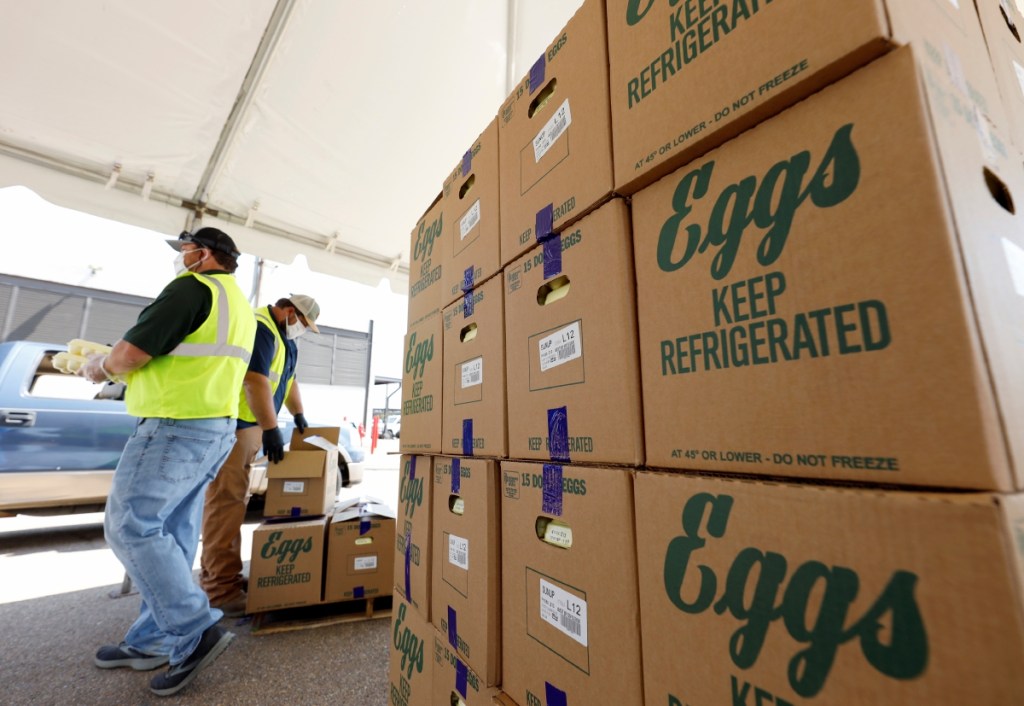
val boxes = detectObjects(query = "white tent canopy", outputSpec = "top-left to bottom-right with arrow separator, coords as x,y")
0,0 -> 584,291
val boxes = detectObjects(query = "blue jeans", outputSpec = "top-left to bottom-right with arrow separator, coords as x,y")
104,416 -> 236,665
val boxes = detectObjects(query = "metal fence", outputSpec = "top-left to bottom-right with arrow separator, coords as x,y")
0,273 -> 370,387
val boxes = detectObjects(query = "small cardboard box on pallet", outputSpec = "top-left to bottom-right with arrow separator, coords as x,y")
432,628 -> 500,706
498,0 -> 614,268
634,470 -> 1024,704
323,497 -> 396,604
441,118 -> 501,308
631,45 -> 1024,489
388,592 -> 434,706
263,427 -> 340,518
246,516 -> 327,614
432,457 -> 501,687
504,197 -> 643,466
501,461 -> 644,706
395,455 -> 433,622
442,274 -> 507,458
607,0 -> 1011,195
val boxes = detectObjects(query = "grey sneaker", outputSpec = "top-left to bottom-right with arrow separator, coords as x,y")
149,624 -> 235,697
94,643 -> 169,671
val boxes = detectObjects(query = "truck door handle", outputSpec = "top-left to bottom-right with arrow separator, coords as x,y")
0,410 -> 36,427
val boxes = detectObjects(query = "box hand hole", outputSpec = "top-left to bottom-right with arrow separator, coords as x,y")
999,1 -> 1021,43
449,494 -> 465,516
458,173 -> 475,200
984,167 -> 1016,214
459,322 -> 478,343
535,516 -> 573,549
537,274 -> 571,306
528,78 -> 558,118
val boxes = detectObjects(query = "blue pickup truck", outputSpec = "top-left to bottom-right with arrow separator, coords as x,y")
0,341 -> 363,517
0,341 -> 131,516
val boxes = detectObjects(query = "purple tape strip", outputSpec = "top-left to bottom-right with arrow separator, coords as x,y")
543,236 -> 562,279
535,203 -> 554,242
404,528 -> 412,602
547,406 -> 569,462
463,289 -> 475,317
409,455 -> 416,481
542,464 -> 563,517
462,149 -> 473,177
290,506 -> 300,517
530,54 -> 546,94
359,517 -> 371,535
462,420 -> 473,457
546,682 -> 568,706
448,606 -> 458,649
451,458 -> 461,494
462,265 -> 475,293
455,659 -> 469,698
354,586 -> 364,599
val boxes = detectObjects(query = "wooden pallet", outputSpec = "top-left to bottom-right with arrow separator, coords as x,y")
250,594 -> 393,635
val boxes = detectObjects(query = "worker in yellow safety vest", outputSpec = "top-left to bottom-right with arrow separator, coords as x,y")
80,227 -> 256,697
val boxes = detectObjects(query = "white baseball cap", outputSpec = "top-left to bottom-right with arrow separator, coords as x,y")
289,294 -> 321,333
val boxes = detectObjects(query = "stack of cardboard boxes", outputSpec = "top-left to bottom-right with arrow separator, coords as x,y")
390,0 -> 1024,704
246,428 -> 396,616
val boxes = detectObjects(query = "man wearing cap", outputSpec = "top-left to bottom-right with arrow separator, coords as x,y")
79,227 -> 257,697
199,293 -> 321,618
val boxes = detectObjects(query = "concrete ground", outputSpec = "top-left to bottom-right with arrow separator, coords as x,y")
0,439 -> 401,706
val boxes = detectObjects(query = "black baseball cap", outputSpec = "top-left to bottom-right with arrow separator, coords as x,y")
167,227 -> 240,258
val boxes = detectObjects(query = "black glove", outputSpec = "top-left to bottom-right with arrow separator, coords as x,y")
293,413 -> 309,434
262,427 -> 285,464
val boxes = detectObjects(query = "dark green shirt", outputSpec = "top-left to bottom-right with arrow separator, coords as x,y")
122,271 -> 230,356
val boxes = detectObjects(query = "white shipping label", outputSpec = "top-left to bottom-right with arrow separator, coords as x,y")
460,200 -> 481,240
448,534 -> 469,571
1014,60 -> 1024,99
1003,237 -> 1024,297
533,99 -> 572,163
354,555 -> 377,571
461,357 -> 483,389
539,321 -> 582,372
539,578 -> 588,646
282,481 -> 306,494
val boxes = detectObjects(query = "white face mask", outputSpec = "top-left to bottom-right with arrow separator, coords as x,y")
285,314 -> 306,340
173,249 -> 206,276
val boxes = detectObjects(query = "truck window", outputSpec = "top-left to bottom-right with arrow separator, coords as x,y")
28,351 -> 124,401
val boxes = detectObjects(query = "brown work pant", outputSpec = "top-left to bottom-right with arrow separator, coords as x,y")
199,424 -> 262,603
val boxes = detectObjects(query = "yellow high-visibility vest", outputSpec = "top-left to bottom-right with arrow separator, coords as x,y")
125,272 -> 256,419
236,306 -> 293,423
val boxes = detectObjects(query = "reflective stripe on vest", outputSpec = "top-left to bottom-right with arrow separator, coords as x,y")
169,275 -> 253,365
236,306 -> 289,424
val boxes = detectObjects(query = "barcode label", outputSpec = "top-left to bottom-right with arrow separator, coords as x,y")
539,321 -> 582,372
282,481 -> 305,494
460,200 -> 481,240
539,578 -> 588,646
448,534 -> 469,570
533,99 -> 572,162
354,555 -> 377,571
461,357 -> 483,388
